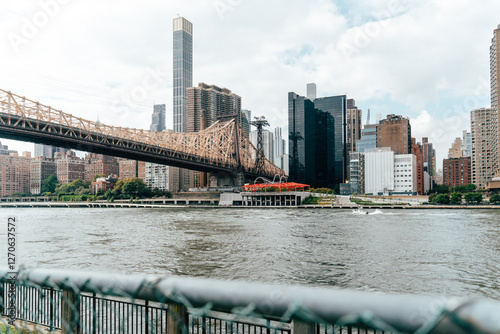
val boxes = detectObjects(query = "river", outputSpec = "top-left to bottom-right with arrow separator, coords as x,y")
2,207 -> 500,299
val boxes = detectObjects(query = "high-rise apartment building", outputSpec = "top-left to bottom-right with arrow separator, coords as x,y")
448,137 -> 465,159
145,163 -> 179,192
273,127 -> 286,167
173,17 -> 193,133
55,151 -> 85,183
443,157 -> 471,188
471,107 -> 498,187
491,25 -> 499,159
150,104 -> 166,132
306,83 -> 317,100
30,157 -> 56,195
422,137 -> 436,187
186,83 -> 242,132
411,138 -> 424,195
376,114 -> 411,154
0,151 -> 31,196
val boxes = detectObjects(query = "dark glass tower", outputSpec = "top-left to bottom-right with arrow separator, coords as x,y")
288,92 -> 341,188
173,17 -> 193,134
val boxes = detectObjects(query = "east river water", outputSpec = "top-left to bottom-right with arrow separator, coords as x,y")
2,207 -> 500,299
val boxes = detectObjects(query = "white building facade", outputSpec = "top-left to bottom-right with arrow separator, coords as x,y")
393,154 -> 417,195
364,148 -> 394,195
145,163 -> 179,192
250,129 -> 274,164
364,148 -> 417,195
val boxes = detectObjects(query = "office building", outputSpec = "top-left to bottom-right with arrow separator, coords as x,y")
150,104 -> 166,132
461,130 -> 471,157
306,83 -> 317,100
186,83 -> 242,132
393,154 -> 417,195
376,114 -> 411,154
250,129 -> 274,164
448,137 -> 465,159
34,144 -> 66,159
357,124 -> 377,153
0,141 -> 17,156
273,127 -> 287,172
288,92 -> 336,188
349,151 -> 362,194
30,157 -> 56,195
55,151 -> 85,184
471,107 -> 497,187
422,137 -> 436,187
313,94 -> 348,186
443,157 -> 471,188
0,151 -> 31,197
241,109 -> 251,138
288,88 -> 347,187
173,17 -> 193,133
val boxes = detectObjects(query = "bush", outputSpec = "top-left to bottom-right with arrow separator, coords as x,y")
489,194 -> 500,204
450,192 -> 462,205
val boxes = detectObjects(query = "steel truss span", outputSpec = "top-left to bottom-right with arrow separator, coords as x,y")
0,89 -> 283,179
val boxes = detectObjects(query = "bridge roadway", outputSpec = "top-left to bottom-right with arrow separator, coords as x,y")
0,89 -> 283,182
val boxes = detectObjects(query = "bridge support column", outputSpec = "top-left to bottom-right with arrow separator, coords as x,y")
208,172 -> 245,188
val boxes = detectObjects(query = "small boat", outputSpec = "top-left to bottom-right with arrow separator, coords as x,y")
352,207 -> 368,214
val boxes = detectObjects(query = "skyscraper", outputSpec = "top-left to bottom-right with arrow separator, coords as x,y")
306,83 -> 316,100
150,104 -> 166,132
241,109 -> 251,138
173,17 -> 193,133
491,24 -> 500,175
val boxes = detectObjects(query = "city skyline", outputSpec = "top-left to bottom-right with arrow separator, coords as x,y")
0,1 -> 499,171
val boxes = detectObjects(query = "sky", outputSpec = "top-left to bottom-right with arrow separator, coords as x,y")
0,0 -> 499,171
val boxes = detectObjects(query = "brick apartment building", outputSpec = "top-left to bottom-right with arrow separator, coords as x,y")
30,156 -> 57,194
85,154 -> 119,181
56,152 -> 85,183
0,152 -> 32,197
443,157 -> 471,188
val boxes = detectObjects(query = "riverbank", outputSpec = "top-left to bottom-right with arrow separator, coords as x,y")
1,201 -> 499,209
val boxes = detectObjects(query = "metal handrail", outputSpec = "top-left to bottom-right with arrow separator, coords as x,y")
1,267 -> 500,333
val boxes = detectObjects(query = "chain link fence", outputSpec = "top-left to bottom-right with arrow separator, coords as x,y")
1,267 -> 499,334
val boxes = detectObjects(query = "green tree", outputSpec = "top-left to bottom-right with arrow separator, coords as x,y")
450,192 -> 462,205
489,194 -> 500,204
428,193 -> 437,203
434,185 -> 450,194
122,178 -> 147,197
455,184 -> 477,193
464,192 -> 483,204
435,194 -> 450,204
41,174 -> 58,193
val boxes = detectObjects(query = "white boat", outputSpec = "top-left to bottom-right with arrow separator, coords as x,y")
352,207 -> 368,214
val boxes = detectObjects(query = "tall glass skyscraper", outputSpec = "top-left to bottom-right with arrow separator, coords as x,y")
173,17 -> 193,134
150,104 -> 166,132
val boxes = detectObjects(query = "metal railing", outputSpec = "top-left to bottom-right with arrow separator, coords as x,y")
1,267 -> 500,334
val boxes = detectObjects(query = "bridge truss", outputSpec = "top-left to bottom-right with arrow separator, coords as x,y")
0,89 -> 284,180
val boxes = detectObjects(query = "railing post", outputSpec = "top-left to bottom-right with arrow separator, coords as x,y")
167,301 -> 188,334
0,282 -> 4,315
61,289 -> 80,334
291,318 -> 316,334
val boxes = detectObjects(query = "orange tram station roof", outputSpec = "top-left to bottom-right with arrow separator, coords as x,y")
242,182 -> 311,193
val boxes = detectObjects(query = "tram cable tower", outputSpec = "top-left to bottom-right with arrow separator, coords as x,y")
251,116 -> 270,176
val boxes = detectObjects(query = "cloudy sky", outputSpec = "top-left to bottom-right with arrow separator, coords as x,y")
1,0 -> 499,170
